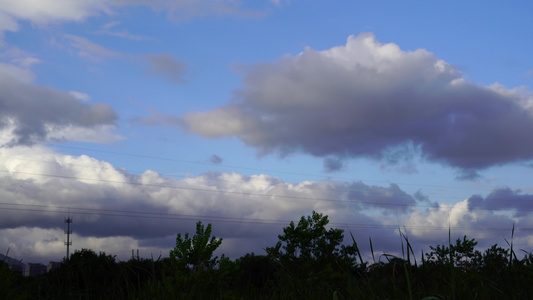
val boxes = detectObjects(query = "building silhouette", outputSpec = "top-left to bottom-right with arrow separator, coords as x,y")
25,263 -> 47,277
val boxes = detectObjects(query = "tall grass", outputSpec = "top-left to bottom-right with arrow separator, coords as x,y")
5,225 -> 533,299
399,228 -> 414,300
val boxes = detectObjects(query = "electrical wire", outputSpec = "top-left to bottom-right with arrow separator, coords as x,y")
0,202 -> 526,232
0,137 -> 502,195
0,169 -> 532,212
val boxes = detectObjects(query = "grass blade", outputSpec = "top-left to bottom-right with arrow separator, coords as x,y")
403,262 -> 413,300
349,230 -> 364,266
369,236 -> 376,264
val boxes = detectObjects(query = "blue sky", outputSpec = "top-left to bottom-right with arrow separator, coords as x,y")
1,1 -> 533,263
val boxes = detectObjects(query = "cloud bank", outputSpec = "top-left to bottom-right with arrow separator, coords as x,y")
2,143 -> 532,263
180,33 -> 533,175
0,143 -> 416,262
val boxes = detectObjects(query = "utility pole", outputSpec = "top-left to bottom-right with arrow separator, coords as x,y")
131,249 -> 140,260
65,209 -> 72,261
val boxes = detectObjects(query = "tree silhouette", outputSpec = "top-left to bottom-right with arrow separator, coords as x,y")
170,221 -> 223,271
266,211 -> 351,263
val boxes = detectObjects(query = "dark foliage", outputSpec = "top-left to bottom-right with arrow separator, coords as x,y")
3,213 -> 533,299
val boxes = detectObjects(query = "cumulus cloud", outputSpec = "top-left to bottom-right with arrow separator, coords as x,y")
0,144 -> 424,262
0,63 -> 120,145
3,144 -> 533,263
143,53 -> 187,84
408,199 -> 526,253
404,187 -> 533,253
179,33 -> 533,174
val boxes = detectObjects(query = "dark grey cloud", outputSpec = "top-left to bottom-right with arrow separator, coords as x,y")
0,66 -> 118,145
143,53 -> 187,84
323,157 -> 345,172
181,33 -> 533,173
209,154 -> 223,164
347,182 -> 416,213
412,190 -> 437,207
468,187 -> 533,217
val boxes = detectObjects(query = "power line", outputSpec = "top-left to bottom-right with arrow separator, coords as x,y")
0,169 -> 425,208
1,169 -> 532,213
0,201 -> 292,225
0,203 -> 527,233
0,154 -> 474,202
0,137 -> 500,194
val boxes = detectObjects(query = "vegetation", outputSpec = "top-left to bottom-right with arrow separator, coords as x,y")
170,220 -> 223,271
2,213 -> 533,299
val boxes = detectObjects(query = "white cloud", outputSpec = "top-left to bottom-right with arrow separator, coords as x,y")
46,123 -> 124,143
0,0 -> 111,24
68,91 -> 91,101
0,0 -> 270,38
0,61 -> 35,81
0,12 -> 18,32
93,21 -> 150,41
12,57 -> 41,68
0,0 -> 111,32
182,107 -> 251,138
102,21 -> 120,29
0,47 -> 41,68
1,145 -> 126,185
63,34 -> 122,61
93,29 -> 150,41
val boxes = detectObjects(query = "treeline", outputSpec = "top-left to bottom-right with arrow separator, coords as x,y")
2,211 -> 533,299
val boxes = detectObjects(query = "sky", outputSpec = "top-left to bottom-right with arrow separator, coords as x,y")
1,0 -> 533,264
